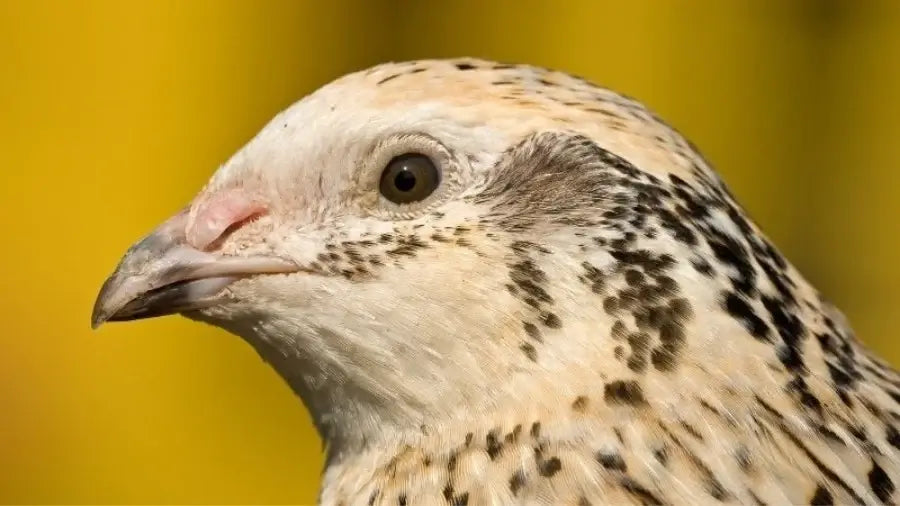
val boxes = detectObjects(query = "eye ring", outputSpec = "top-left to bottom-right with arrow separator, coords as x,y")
378,153 -> 441,205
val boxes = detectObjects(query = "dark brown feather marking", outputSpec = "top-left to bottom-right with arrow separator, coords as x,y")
809,484 -> 832,505
755,396 -> 865,504
868,459 -> 895,502
620,477 -> 664,505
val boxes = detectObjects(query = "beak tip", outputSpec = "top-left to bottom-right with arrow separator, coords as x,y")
90,314 -> 106,330
91,294 -> 111,330
91,274 -> 118,330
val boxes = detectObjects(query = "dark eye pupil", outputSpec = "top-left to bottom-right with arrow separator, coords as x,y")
379,153 -> 440,205
394,170 -> 417,192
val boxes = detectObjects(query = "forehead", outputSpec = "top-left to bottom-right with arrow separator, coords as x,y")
208,58 -> 708,196
328,58 -> 644,121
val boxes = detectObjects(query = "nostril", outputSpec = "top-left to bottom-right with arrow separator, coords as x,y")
206,212 -> 265,252
186,188 -> 267,250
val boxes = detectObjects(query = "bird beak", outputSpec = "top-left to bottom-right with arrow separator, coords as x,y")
91,208 -> 298,329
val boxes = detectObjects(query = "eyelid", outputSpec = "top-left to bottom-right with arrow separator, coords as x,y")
368,133 -> 455,217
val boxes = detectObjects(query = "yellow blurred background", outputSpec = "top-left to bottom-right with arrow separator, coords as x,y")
1,1 -> 899,503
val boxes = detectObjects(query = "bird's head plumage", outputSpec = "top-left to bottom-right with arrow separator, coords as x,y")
93,59 -> 877,480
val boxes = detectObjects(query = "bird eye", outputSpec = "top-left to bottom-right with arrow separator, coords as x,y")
378,153 -> 440,204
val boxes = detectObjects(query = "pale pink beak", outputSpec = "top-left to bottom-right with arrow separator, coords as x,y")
91,206 -> 298,329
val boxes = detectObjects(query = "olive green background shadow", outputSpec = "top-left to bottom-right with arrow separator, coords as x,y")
2,1 -> 898,503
